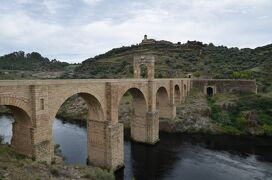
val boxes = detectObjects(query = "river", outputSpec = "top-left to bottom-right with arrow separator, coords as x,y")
1,115 -> 272,180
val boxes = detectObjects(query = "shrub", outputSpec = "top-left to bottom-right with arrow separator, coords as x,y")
257,113 -> 272,125
0,135 -> 3,144
262,125 -> 272,136
220,125 -> 241,135
50,168 -> 59,177
235,116 -> 247,130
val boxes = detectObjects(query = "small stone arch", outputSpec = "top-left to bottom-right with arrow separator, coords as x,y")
174,84 -> 181,105
205,86 -> 216,96
183,84 -> 187,96
156,87 -> 171,119
117,87 -> 148,142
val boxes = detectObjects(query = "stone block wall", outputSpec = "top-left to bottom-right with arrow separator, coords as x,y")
191,79 -> 257,94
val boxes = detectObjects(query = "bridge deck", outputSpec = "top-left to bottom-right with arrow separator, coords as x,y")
0,78 -> 255,86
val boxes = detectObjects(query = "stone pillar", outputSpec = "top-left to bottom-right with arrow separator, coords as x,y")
87,120 -> 123,171
146,80 -> 160,144
92,82 -> 124,170
146,111 -> 159,144
130,111 -> 159,144
30,85 -> 53,163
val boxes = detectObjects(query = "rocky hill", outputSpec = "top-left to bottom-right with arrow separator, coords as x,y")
0,51 -> 69,71
72,37 -> 271,92
0,51 -> 70,79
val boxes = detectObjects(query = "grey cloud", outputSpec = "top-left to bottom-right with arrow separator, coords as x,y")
0,0 -> 271,62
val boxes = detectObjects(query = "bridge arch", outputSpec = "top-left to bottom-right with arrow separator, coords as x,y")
0,96 -> 33,157
174,84 -> 181,105
156,87 -> 172,119
51,92 -> 105,123
183,84 -> 187,97
0,96 -> 31,118
117,87 -> 148,142
51,92 -> 105,165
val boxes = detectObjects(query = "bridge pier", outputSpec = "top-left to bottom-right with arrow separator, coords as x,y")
30,85 -> 53,163
87,120 -> 124,170
130,111 -> 159,144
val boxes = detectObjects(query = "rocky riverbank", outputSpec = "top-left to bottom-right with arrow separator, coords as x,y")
0,144 -> 114,180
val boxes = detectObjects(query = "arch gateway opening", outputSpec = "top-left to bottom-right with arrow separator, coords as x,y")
133,55 -> 155,80
207,87 -> 214,96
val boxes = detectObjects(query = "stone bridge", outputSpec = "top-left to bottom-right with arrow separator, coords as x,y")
0,55 -> 257,170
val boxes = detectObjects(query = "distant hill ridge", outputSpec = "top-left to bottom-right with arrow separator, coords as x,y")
73,36 -> 271,89
0,51 -> 69,71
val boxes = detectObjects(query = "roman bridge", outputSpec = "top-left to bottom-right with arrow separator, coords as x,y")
0,55 -> 257,170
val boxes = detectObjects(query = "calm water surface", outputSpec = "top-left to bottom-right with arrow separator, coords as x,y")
1,115 -> 272,180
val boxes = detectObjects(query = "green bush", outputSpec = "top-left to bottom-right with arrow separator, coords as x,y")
257,113 -> 272,125
0,135 -> 3,144
262,125 -> 272,135
235,116 -> 247,130
50,168 -> 59,177
220,125 -> 242,135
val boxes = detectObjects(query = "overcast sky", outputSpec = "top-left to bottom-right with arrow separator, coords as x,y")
0,0 -> 271,63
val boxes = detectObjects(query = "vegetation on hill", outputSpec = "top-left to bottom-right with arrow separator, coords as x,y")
72,41 -> 271,90
0,51 -> 69,71
208,92 -> 272,135
0,51 -> 70,79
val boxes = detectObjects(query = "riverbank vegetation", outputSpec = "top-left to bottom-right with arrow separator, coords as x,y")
0,144 -> 114,180
208,92 -> 272,135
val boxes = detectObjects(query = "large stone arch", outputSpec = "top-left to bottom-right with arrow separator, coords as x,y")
0,96 -> 33,157
156,87 -> 173,119
117,87 -> 148,143
0,95 -> 32,118
49,92 -> 105,167
50,91 -> 105,123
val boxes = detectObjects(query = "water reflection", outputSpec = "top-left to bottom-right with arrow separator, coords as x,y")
53,118 -> 87,164
1,116 -> 272,180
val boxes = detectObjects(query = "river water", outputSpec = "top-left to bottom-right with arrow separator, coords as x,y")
1,115 -> 272,180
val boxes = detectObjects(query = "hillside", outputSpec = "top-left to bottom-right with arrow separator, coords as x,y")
0,51 -> 70,79
73,38 -> 272,91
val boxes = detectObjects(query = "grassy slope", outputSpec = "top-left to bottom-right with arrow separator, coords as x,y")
72,42 -> 271,89
0,144 -> 114,180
